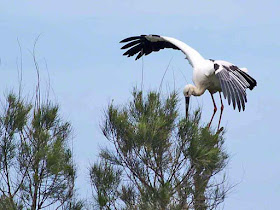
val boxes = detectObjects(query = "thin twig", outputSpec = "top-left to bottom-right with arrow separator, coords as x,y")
159,57 -> 173,94
141,54 -> 144,91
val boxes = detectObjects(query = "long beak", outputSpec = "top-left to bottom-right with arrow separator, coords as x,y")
185,97 -> 190,118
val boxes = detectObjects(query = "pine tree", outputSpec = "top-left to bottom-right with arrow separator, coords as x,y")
0,41 -> 84,210
90,88 -> 230,210
0,91 -> 78,209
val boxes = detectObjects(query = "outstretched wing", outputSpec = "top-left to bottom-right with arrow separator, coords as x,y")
214,60 -> 257,111
120,34 -> 205,68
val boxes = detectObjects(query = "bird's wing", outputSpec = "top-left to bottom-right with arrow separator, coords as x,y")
214,60 -> 257,111
120,34 -> 205,68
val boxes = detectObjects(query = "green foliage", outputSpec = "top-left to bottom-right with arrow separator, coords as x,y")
90,160 -> 122,209
0,194 -> 23,210
91,88 -> 230,210
0,92 -> 77,209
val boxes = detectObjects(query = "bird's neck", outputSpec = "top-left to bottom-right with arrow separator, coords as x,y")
183,44 -> 207,67
164,37 -> 206,67
192,86 -> 206,96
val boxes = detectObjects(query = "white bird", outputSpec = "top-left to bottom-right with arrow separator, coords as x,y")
120,34 -> 257,129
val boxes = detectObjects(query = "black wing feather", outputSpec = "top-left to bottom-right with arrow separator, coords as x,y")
230,72 -> 247,110
237,69 -> 257,90
218,71 -> 232,105
121,40 -> 142,49
123,43 -> 143,56
220,73 -> 229,104
229,72 -> 246,111
120,35 -> 144,43
120,35 -> 180,60
219,77 -> 228,99
227,79 -> 237,110
136,50 -> 144,60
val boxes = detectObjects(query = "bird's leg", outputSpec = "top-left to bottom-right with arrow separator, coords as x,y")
217,92 -> 224,131
208,93 -> 217,128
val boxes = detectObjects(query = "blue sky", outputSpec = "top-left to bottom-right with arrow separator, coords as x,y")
0,0 -> 280,209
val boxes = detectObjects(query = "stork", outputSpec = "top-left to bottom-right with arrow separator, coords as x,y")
120,35 -> 257,129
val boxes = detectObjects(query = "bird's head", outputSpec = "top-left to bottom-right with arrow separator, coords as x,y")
183,84 -> 196,97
